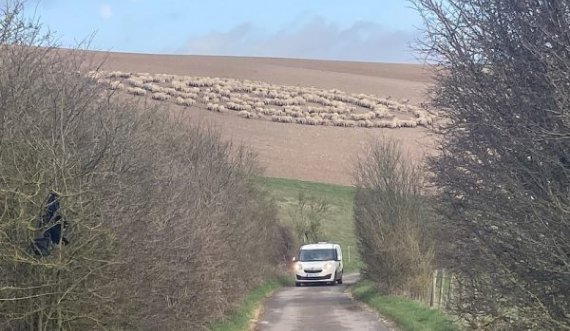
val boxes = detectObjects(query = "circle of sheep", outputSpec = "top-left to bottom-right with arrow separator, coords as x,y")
88,70 -> 436,129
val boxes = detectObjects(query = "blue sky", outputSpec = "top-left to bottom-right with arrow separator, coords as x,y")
30,0 -> 423,63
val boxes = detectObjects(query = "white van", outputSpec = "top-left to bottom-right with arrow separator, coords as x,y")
293,242 -> 343,286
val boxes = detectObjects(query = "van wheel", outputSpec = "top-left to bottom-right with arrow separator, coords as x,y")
295,282 -> 301,287
337,278 -> 343,285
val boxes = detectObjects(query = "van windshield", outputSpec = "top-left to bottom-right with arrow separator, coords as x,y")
298,248 -> 336,262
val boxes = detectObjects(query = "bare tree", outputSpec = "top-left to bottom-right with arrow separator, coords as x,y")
353,138 -> 434,298
0,2 -> 292,330
289,191 -> 328,244
414,0 -> 570,329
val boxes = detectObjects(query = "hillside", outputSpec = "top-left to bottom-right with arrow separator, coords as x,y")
87,51 -> 435,185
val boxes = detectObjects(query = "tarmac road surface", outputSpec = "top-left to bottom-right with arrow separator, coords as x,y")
256,274 -> 391,331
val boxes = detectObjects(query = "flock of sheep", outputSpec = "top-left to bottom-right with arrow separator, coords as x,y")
89,70 -> 435,129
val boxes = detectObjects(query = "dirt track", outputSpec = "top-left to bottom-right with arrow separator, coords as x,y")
88,51 -> 434,185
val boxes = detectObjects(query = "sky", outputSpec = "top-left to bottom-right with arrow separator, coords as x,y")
29,0 -> 424,63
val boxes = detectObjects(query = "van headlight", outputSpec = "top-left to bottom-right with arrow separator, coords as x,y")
323,262 -> 333,270
294,263 -> 303,272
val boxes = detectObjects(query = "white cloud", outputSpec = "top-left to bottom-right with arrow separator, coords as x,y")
99,4 -> 112,20
180,17 -> 419,63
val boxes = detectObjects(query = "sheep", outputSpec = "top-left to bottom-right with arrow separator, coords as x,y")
125,77 -> 144,87
142,83 -> 164,93
127,87 -> 146,96
355,98 -> 375,108
417,116 -> 433,126
90,70 -> 437,129
153,74 -> 175,83
333,106 -> 351,114
331,118 -> 344,127
389,119 -> 402,128
238,110 -> 258,119
226,102 -> 251,111
170,81 -> 187,91
260,108 -> 278,116
264,98 -> 288,106
87,70 -> 102,80
206,103 -> 225,112
373,120 -> 393,128
306,117 -> 323,126
206,103 -> 216,111
350,112 -> 374,121
271,115 -> 293,123
108,71 -> 131,79
283,106 -> 302,116
307,106 -> 328,114
187,77 -> 214,87
178,92 -> 199,100
164,88 -> 179,96
140,75 -> 155,83
151,92 -> 170,101
373,108 -> 390,118
175,97 -> 196,107
342,120 -> 357,127
96,78 -> 111,86
399,119 -> 418,128
357,120 -> 375,128
109,81 -> 125,90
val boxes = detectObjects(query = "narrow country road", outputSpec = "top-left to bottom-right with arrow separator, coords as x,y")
256,274 -> 391,331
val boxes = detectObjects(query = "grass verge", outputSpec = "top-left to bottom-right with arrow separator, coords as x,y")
352,281 -> 459,331
258,176 -> 359,271
208,277 -> 290,331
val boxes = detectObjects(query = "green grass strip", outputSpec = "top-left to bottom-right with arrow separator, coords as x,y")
208,277 -> 290,331
352,281 -> 459,331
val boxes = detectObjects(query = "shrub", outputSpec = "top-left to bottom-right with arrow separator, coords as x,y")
289,192 -> 329,244
415,0 -> 570,328
353,138 -> 434,298
0,3 -> 291,330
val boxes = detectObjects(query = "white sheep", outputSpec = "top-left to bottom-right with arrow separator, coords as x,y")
271,115 -> 293,123
127,87 -> 146,96
151,92 -> 170,101
108,71 -> 131,79
109,81 -> 125,90
175,97 -> 196,107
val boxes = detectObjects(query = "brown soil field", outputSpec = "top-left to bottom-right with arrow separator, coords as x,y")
87,51 -> 435,185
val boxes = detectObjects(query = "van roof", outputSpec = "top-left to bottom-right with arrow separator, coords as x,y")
300,243 -> 338,250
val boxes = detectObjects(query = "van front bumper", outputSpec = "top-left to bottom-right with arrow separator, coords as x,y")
295,273 -> 334,282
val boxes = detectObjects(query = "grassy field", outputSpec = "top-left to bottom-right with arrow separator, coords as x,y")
352,281 -> 459,331
259,176 -> 359,272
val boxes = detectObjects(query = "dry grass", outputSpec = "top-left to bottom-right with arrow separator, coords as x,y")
88,70 -> 437,129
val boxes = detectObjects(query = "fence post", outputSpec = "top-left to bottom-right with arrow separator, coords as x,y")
447,273 -> 453,309
439,269 -> 445,308
431,269 -> 437,307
